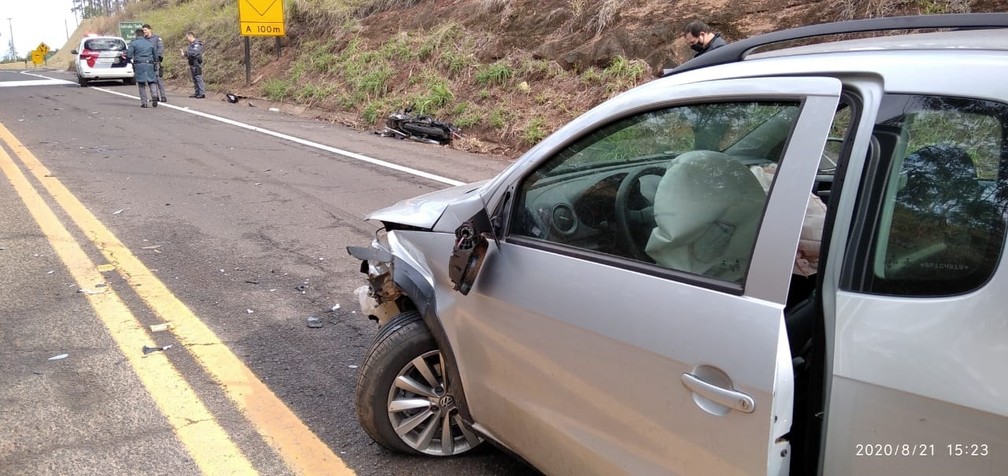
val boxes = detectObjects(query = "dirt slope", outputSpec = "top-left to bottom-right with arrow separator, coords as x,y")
57,1 -> 1008,156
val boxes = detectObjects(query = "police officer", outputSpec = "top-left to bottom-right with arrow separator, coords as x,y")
180,31 -> 205,98
127,28 -> 162,108
142,23 -> 168,102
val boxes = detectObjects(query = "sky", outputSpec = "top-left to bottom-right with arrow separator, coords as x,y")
0,0 -> 80,57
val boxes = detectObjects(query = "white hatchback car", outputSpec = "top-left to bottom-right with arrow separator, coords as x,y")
349,13 -> 1008,476
71,35 -> 134,87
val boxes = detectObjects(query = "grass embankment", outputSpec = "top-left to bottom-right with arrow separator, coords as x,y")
65,0 -> 651,154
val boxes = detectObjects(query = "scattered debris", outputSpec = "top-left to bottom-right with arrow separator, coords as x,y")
112,208 -> 127,215
48,354 -> 69,361
97,264 -> 116,272
348,365 -> 358,369
377,106 -> 459,145
245,279 -> 260,284
246,309 -> 255,314
307,316 -> 323,328
268,107 -> 280,112
295,283 -> 309,294
142,344 -> 173,355
141,245 -> 161,250
149,323 -> 172,332
47,270 -> 55,275
225,92 -> 246,103
331,304 -> 341,312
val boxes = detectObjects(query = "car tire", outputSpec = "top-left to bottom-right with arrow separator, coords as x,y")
77,75 -> 88,87
355,310 -> 483,456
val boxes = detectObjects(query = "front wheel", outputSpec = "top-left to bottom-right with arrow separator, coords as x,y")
355,311 -> 483,456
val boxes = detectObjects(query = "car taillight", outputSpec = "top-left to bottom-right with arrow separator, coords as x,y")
79,49 -> 98,68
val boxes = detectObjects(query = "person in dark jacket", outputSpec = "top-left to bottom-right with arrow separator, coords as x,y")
127,29 -> 161,108
142,23 -> 167,102
683,20 -> 728,58
180,31 -> 205,98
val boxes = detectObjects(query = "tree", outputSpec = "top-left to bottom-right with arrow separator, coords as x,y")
72,0 -> 130,20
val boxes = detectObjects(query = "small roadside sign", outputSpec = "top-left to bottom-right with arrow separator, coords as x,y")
118,21 -> 144,40
31,49 -> 45,65
36,42 -> 50,56
238,0 -> 285,36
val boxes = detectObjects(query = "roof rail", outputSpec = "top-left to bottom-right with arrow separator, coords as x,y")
666,13 -> 1008,76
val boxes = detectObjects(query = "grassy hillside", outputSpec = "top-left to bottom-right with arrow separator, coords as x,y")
56,0 -> 1001,155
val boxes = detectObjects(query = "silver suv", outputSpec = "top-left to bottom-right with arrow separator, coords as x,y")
349,14 -> 1008,475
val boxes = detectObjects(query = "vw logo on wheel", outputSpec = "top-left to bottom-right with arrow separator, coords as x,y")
438,395 -> 455,409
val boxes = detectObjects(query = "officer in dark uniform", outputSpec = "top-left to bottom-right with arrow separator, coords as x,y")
142,23 -> 167,102
127,29 -> 161,108
180,31 -> 205,98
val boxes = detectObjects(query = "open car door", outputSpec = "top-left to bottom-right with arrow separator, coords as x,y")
444,77 -> 842,474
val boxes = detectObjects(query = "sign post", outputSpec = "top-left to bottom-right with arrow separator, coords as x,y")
238,0 -> 286,86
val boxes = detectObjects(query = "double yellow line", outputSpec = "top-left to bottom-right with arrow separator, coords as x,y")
0,122 -> 353,475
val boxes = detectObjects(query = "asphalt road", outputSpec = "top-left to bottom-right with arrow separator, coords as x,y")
0,68 -> 536,475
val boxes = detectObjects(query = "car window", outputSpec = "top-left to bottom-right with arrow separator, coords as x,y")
84,39 -> 125,51
848,95 -> 1008,296
509,101 -> 802,284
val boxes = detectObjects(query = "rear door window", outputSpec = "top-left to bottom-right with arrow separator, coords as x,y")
845,95 -> 1008,296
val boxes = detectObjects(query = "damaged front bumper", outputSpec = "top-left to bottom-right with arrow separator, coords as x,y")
347,232 -> 403,326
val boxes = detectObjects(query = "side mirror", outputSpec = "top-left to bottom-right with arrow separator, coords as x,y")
71,49 -> 78,55
448,209 -> 492,295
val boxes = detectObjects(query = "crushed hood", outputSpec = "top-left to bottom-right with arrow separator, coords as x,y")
367,180 -> 488,229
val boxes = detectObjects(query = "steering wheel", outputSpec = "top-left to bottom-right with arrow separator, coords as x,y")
614,166 -> 666,261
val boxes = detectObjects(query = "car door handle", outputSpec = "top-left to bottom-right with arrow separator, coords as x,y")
681,373 -> 755,413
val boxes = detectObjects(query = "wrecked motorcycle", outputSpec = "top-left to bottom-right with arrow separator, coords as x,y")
379,107 -> 459,145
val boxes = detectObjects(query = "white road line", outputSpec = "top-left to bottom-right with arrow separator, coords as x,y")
0,74 -> 74,87
77,80 -> 465,186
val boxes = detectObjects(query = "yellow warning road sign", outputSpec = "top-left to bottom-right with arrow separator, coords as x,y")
36,42 -> 50,56
31,50 -> 45,65
238,0 -> 285,36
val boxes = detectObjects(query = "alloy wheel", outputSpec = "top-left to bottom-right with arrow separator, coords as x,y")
386,350 -> 483,455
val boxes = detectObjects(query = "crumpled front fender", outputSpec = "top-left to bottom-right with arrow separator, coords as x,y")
347,230 -> 439,326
